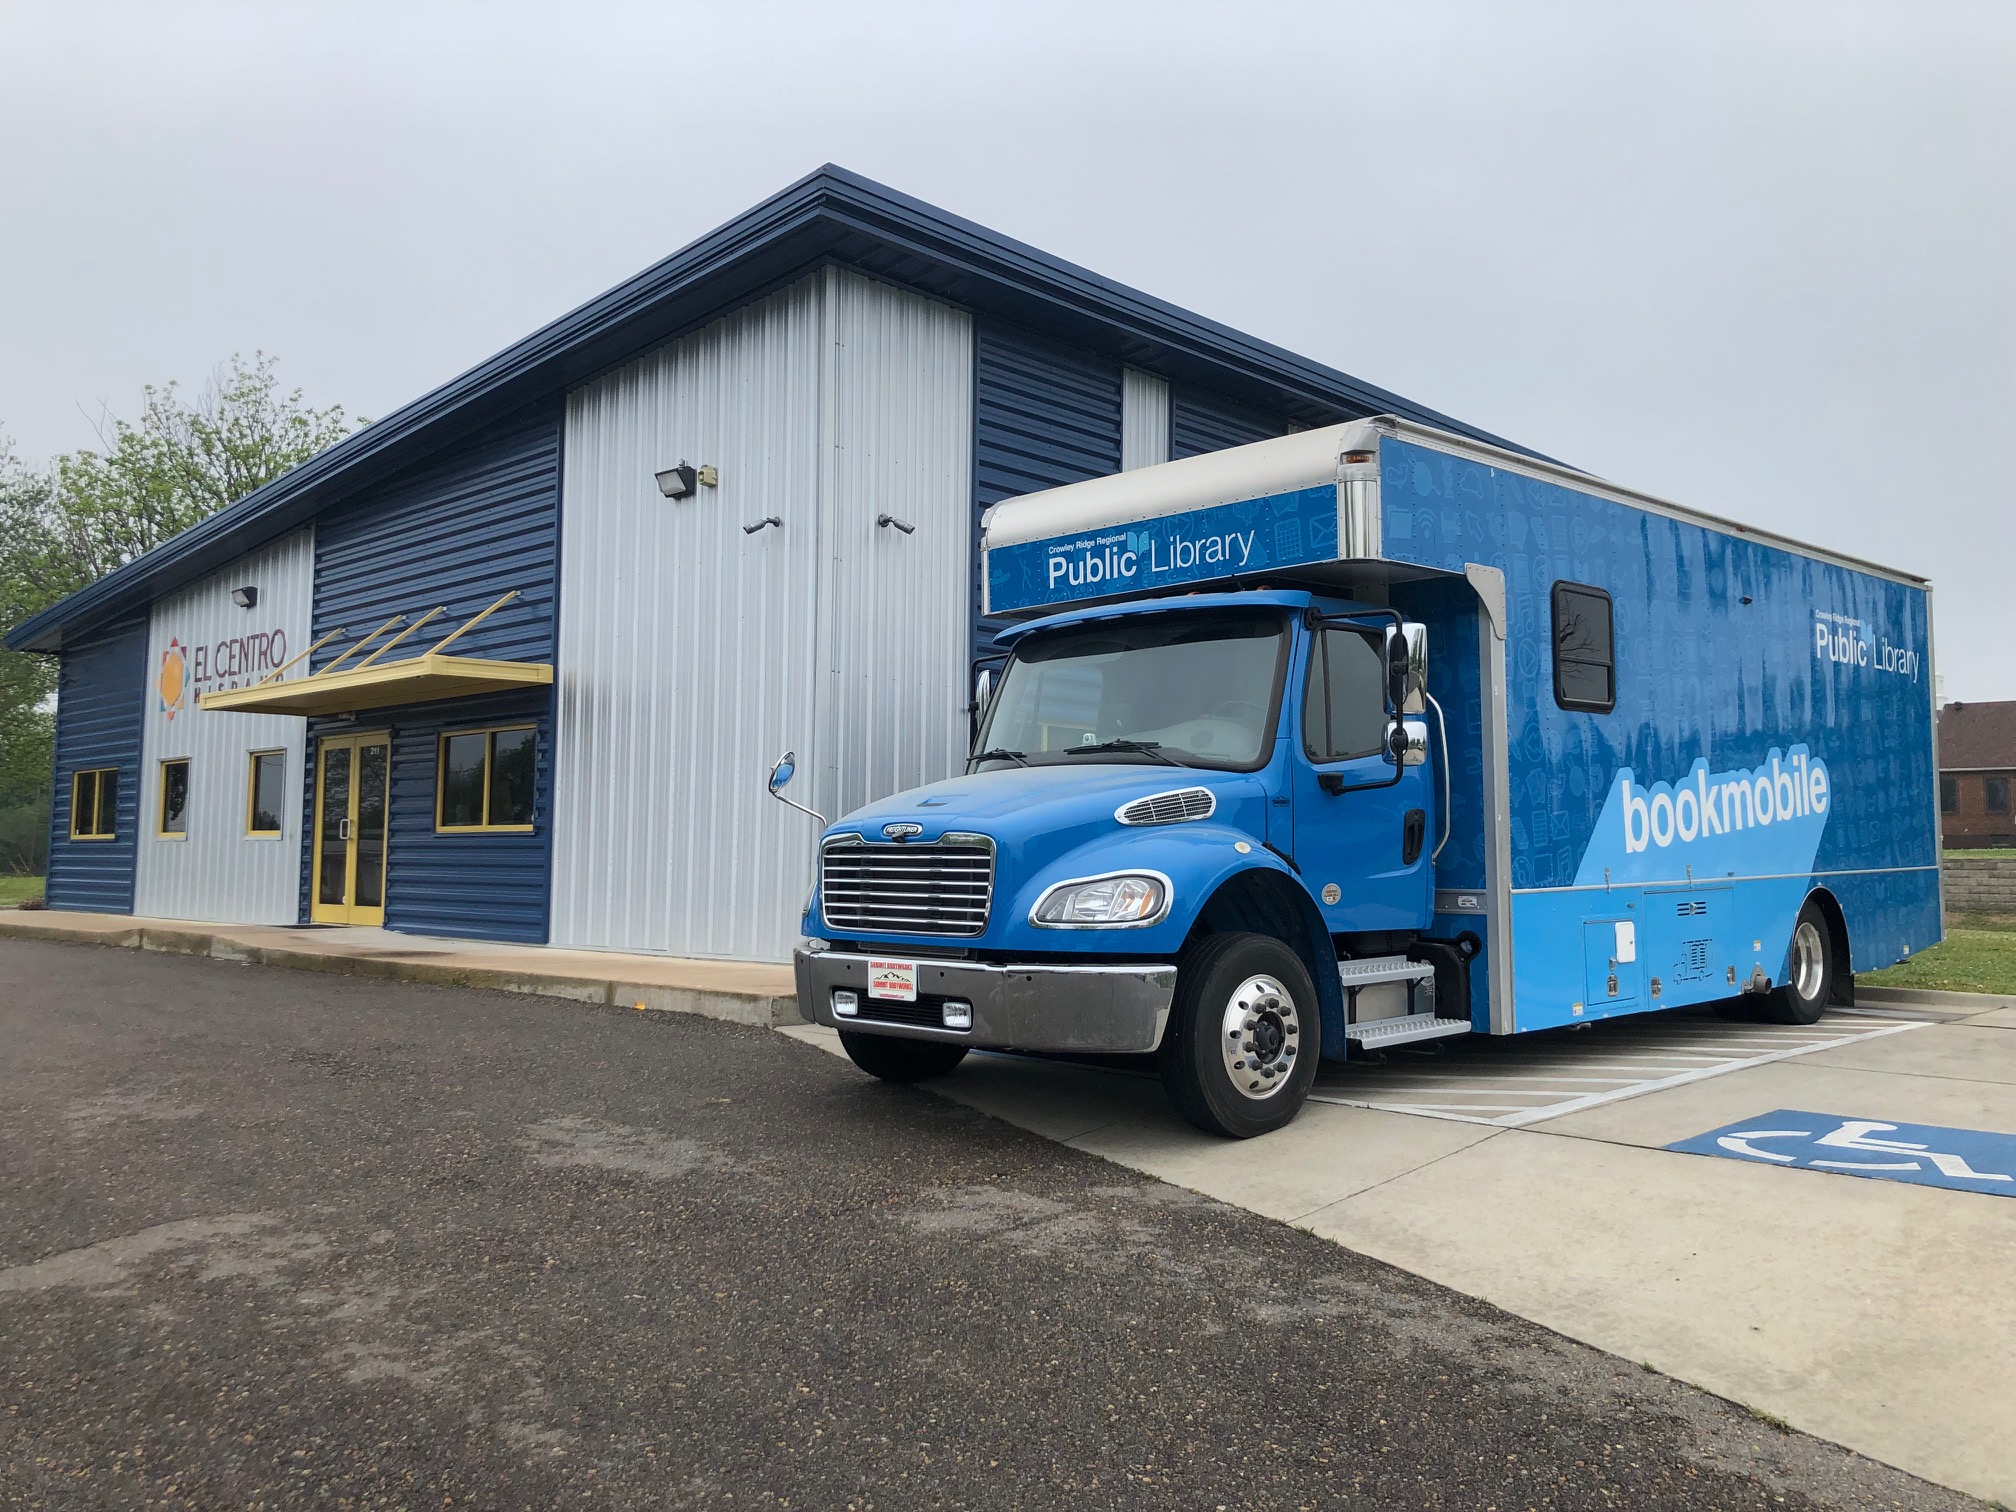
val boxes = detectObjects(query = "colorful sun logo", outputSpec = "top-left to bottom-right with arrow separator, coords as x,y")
158,638 -> 187,720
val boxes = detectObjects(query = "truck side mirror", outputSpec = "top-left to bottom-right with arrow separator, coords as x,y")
968,666 -> 995,747
1385,632 -> 1411,712
765,749 -> 827,825
1390,718 -> 1429,766
1384,622 -> 1428,714
1401,622 -> 1427,714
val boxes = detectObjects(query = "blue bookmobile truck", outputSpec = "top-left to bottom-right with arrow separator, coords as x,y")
776,417 -> 1941,1137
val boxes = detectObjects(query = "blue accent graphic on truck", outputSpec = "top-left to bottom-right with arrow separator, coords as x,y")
1573,746 -> 1831,888
986,484 -> 1336,613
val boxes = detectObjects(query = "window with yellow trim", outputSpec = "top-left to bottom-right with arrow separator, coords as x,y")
247,749 -> 286,836
157,759 -> 191,837
436,725 -> 536,831
70,767 -> 118,840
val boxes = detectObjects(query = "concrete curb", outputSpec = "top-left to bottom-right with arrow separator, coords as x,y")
1856,983 -> 2016,1009
0,916 -> 145,948
0,914 -> 800,1029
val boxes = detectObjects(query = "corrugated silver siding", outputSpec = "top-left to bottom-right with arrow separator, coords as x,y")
817,267 -> 974,833
133,528 -> 314,923
550,268 -> 971,961
1121,368 -> 1170,470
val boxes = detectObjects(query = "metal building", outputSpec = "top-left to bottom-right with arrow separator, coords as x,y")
8,167 -> 1528,962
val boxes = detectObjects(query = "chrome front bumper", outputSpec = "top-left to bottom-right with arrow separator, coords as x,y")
793,947 -> 1177,1054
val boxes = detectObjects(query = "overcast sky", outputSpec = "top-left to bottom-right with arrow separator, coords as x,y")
4,0 -> 2010,699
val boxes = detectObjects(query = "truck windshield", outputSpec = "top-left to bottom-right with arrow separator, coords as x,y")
975,609 -> 1288,770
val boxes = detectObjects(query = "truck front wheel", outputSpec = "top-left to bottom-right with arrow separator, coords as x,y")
1158,932 -> 1322,1138
838,1030 -> 969,1083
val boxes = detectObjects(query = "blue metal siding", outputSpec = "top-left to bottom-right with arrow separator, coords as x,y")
46,611 -> 147,913
301,690 -> 553,943
972,321 -> 1122,665
300,407 -> 561,942
1170,386 -> 1289,460
312,410 -> 562,668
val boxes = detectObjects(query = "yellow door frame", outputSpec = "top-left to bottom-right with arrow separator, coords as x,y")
310,730 -> 391,925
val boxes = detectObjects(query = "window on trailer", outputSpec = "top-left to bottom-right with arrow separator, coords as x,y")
1552,582 -> 1615,714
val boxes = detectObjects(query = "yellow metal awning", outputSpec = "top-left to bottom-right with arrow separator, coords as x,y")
199,652 -> 553,717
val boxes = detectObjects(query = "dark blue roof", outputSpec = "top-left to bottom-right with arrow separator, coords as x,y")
8,165 -> 1533,653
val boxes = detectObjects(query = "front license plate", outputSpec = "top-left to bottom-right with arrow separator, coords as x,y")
866,959 -> 918,1002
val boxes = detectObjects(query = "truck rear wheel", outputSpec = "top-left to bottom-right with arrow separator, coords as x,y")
1764,902 -> 1836,1025
1158,932 -> 1321,1139
837,1030 -> 969,1083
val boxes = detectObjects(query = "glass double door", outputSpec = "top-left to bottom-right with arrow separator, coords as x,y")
312,733 -> 390,925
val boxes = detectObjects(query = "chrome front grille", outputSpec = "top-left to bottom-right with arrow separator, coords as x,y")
821,838 -> 994,937
1116,786 -> 1216,826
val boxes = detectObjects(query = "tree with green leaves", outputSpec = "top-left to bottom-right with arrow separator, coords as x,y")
0,445 -> 65,877
0,354 -> 361,880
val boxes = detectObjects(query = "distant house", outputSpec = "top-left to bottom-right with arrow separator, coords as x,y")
1939,701 -> 2016,848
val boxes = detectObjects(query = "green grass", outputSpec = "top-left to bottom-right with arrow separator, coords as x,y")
0,876 -> 45,907
1945,848 -> 2016,860
1863,913 -> 2016,996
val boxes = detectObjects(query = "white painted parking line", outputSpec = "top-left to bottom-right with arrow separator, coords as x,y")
1311,1012 -> 1931,1127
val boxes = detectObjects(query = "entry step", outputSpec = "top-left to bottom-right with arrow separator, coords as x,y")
1347,1012 -> 1472,1049
1337,954 -> 1435,988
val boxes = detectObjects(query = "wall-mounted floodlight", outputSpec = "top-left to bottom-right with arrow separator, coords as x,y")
231,586 -> 259,609
655,462 -> 720,500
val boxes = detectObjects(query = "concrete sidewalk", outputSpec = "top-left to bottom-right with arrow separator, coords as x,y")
784,995 -> 2016,1506
0,909 -> 797,1026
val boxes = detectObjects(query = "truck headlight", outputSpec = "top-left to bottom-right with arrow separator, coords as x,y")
1031,872 -> 1170,928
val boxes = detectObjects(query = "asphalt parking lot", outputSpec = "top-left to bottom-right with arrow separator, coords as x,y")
0,938 -> 1983,1511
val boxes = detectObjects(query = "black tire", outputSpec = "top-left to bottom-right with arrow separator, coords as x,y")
838,1030 -> 969,1083
1763,901 -> 1836,1025
1157,932 -> 1322,1139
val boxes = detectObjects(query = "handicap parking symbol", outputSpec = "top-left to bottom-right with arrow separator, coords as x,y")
1668,1110 -> 2016,1196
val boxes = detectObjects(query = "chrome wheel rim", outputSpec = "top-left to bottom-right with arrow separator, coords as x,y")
1219,973 -> 1300,1100
1791,920 -> 1826,1003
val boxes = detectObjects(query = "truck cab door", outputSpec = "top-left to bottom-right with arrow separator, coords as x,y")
1288,626 -> 1434,933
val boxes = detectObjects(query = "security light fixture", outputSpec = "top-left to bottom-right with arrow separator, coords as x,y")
231,586 -> 258,609
654,462 -> 719,500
